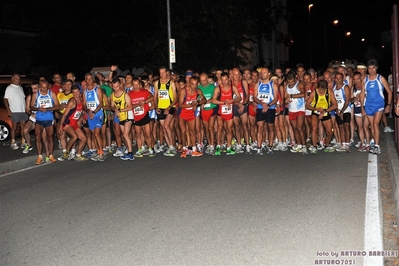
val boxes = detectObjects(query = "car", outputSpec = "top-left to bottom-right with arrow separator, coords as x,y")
329,59 -> 358,69
0,75 -> 37,141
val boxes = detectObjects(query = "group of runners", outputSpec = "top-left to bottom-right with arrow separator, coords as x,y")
6,59 -> 395,164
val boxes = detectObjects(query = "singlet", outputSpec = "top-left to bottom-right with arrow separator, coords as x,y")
365,74 -> 385,108
129,89 -> 151,121
311,89 -> 330,116
198,83 -> 216,110
65,99 -> 83,124
85,86 -> 101,112
112,91 -> 129,121
157,79 -> 174,109
333,84 -> 351,113
35,91 -> 54,121
256,80 -> 276,109
286,81 -> 305,112
352,85 -> 362,108
218,84 -> 233,116
57,91 -> 73,114
233,80 -> 246,104
180,88 -> 198,119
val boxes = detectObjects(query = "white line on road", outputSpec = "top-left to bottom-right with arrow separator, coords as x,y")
364,154 -> 383,266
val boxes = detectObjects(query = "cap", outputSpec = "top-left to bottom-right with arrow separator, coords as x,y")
357,64 -> 366,69
185,71 -> 193,77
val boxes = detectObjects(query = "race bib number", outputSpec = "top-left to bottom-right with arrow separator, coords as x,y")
185,100 -> 193,110
221,104 -> 232,114
134,106 -> 144,116
258,93 -> 269,103
204,103 -> 211,108
39,98 -> 51,108
158,90 -> 169,99
86,101 -> 96,111
249,95 -> 254,102
73,111 -> 82,120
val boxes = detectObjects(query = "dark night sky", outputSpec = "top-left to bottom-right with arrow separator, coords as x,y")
287,0 -> 397,72
1,1 -> 397,77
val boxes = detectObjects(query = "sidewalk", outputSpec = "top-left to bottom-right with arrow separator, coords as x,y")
0,135 -> 59,175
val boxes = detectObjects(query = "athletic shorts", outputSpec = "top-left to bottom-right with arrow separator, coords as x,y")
201,108 -> 216,122
36,120 -> 54,127
11,112 -> 28,123
134,113 -> 151,126
336,112 -> 351,125
157,107 -> 176,120
233,105 -> 248,117
288,111 -> 305,121
88,112 -> 104,130
63,120 -> 79,131
119,119 -> 132,126
256,109 -> 275,124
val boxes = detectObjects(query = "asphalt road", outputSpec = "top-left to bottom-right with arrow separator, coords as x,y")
0,143 -> 371,266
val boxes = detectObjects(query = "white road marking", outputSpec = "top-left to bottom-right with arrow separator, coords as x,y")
364,154 -> 383,266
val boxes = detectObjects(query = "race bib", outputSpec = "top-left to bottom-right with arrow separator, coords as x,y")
39,98 -> 51,108
258,93 -> 269,103
86,101 -> 96,111
134,106 -> 144,116
158,90 -> 169,99
73,111 -> 82,120
221,104 -> 232,114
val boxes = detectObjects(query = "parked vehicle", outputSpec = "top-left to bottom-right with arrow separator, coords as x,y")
329,59 -> 358,69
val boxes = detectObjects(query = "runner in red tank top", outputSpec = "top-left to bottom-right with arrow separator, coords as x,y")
211,72 -> 241,155
178,76 -> 206,157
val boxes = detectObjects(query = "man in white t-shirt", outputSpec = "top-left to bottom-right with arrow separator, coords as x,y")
3,73 -> 28,149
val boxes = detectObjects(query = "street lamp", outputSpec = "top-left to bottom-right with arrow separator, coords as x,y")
308,4 -> 313,67
339,31 -> 351,59
324,20 -> 339,62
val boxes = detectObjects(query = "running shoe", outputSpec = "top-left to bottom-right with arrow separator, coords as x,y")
135,150 -> 143,158
245,145 -> 252,154
121,153 -> 134,161
309,146 -> 317,154
148,148 -> 155,157
256,148 -> 263,156
74,155 -> 88,161
290,146 -> 302,153
22,145 -> 33,154
113,147 -> 124,157
324,146 -> 335,153
192,150 -> 203,157
49,155 -> 57,163
374,145 -> 381,155
384,126 -> 394,133
35,155 -> 44,165
214,145 -> 221,156
163,148 -> 176,157
11,142 -> 19,150
180,149 -> 187,158
57,151 -> 69,161
226,148 -> 236,155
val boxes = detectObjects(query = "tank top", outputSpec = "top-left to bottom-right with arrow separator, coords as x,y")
257,80 -> 276,109
286,81 -> 305,112
112,91 -> 129,121
35,91 -> 54,121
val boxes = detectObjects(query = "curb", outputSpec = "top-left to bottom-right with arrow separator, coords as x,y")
0,154 -> 38,175
386,131 -> 399,223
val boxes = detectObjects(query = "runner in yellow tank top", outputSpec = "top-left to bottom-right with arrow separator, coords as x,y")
305,79 -> 338,153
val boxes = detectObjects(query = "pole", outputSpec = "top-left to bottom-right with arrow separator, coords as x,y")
308,4 -> 312,67
167,0 -> 172,70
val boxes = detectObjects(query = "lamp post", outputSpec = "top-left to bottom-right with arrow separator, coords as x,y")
339,31 -> 351,59
308,4 -> 313,67
324,20 -> 339,63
